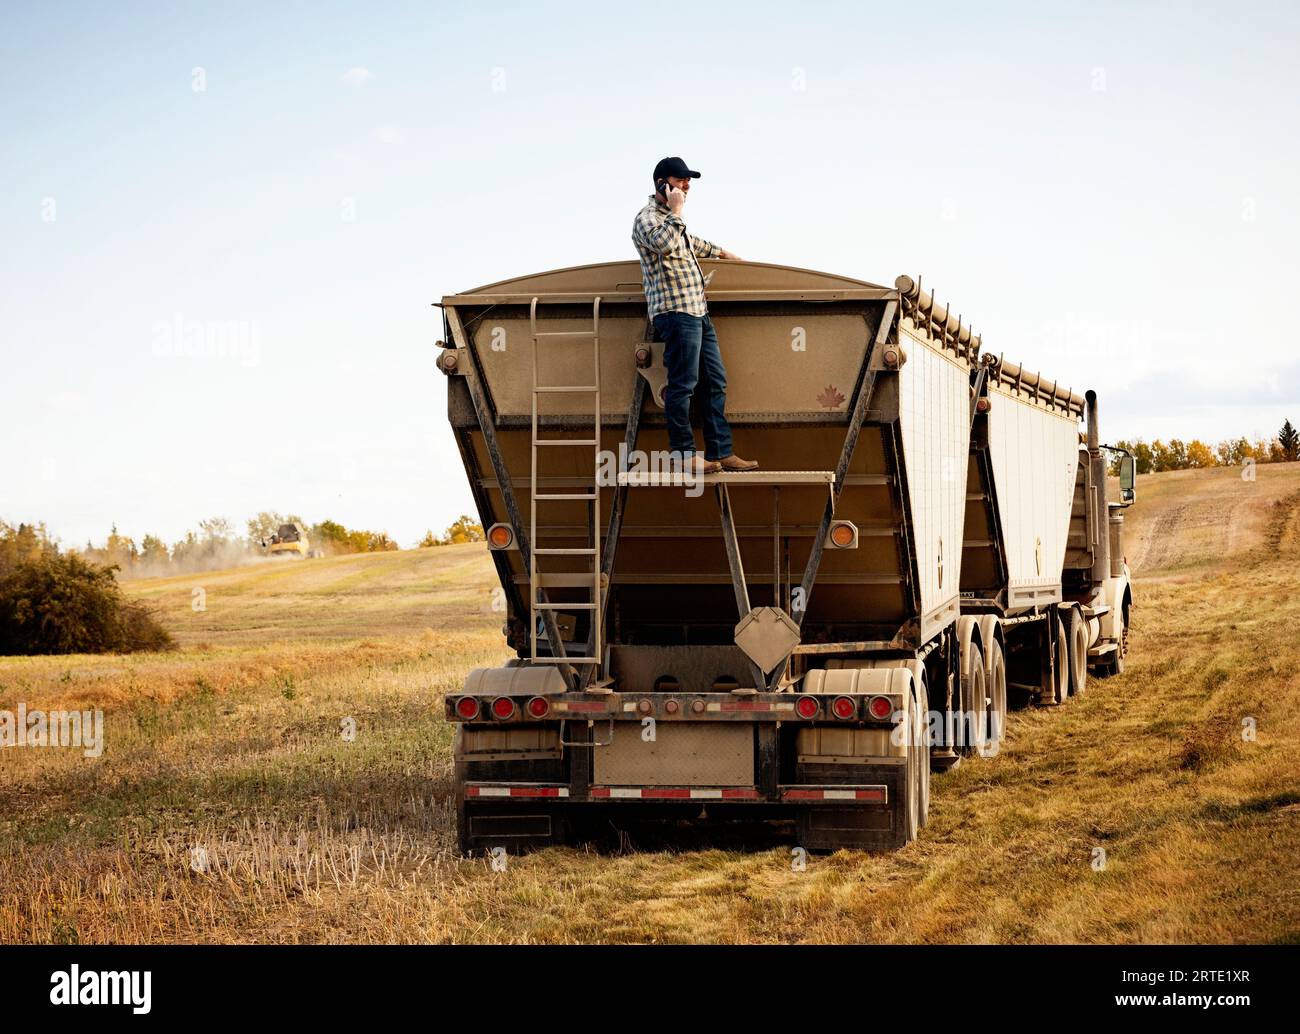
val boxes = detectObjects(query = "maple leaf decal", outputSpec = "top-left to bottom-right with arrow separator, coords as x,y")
817,384 -> 846,409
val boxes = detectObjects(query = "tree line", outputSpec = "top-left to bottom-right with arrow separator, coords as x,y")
417,515 -> 485,547
1112,419 -> 1298,475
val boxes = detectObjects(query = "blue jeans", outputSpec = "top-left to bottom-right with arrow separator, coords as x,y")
652,311 -> 734,461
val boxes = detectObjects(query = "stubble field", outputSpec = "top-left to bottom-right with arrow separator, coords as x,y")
2,464 -> 1298,943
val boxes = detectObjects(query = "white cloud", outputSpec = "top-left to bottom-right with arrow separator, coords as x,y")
340,67 -> 372,87
374,125 -> 404,145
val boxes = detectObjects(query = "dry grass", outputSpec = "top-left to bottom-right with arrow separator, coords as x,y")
2,470 -> 1299,944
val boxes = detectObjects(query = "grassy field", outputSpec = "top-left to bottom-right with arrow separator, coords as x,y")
2,464 -> 1299,943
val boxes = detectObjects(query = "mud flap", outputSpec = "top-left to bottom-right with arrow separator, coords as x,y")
795,765 -> 906,852
460,804 -> 569,857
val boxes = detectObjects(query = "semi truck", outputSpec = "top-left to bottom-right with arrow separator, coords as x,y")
436,260 -> 1136,854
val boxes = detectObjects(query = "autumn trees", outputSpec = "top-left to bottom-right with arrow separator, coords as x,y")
1113,421 -> 1297,475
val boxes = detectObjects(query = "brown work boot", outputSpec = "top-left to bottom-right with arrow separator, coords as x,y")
718,454 -> 759,471
674,454 -> 721,475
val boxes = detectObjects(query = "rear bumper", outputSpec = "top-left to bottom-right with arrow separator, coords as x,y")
465,782 -> 887,804
457,779 -> 904,854
451,691 -> 909,852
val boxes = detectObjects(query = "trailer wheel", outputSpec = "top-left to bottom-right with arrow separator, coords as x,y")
903,680 -> 927,843
980,638 -> 1008,757
1066,607 -> 1088,696
894,672 -> 931,845
916,676 -> 930,828
1043,614 -> 1069,705
960,641 -> 987,757
903,725 -> 919,843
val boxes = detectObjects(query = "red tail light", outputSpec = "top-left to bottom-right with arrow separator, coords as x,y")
455,697 -> 480,720
795,695 -> 820,719
831,696 -> 857,720
525,696 -> 550,719
867,695 -> 893,720
491,697 -> 516,720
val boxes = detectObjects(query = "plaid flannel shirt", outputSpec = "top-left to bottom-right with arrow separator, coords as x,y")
632,195 -> 723,319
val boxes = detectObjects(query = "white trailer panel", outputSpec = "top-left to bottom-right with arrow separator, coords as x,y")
897,323 -> 972,630
986,385 -> 1081,607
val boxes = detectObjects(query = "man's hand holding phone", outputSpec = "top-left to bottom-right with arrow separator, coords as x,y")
662,181 -> 686,216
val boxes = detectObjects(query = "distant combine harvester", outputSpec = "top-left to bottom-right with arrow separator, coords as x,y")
259,522 -> 321,559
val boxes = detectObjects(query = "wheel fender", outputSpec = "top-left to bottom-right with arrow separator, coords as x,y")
956,615 -> 983,681
811,663 -> 925,759
802,665 -> 916,760
1100,574 -> 1131,642
461,664 -> 567,696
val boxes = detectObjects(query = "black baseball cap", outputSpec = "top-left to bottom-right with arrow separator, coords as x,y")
653,156 -> 701,184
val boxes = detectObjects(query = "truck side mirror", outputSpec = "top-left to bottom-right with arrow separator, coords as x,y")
1118,454 -> 1136,505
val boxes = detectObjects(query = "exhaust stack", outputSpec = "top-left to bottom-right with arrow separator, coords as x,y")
1086,390 -> 1111,584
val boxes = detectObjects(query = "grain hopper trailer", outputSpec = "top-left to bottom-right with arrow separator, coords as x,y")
436,260 -> 1135,854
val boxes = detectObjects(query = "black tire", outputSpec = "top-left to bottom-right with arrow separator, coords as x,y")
1067,606 -> 1089,696
1099,603 -> 1129,677
1105,642 -> 1127,677
980,638 -> 1008,757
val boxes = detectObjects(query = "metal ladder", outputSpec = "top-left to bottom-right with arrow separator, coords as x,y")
528,295 -> 602,667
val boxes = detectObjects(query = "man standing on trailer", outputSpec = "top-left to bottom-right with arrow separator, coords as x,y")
632,156 -> 760,475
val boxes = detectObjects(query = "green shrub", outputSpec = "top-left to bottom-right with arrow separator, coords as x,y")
0,550 -> 175,655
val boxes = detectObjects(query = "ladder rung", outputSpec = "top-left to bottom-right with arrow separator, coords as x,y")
530,656 -> 600,664
534,331 -> 597,339
534,493 -> 597,501
534,385 -> 599,393
535,439 -> 598,446
533,573 -> 608,588
534,548 -> 597,555
533,602 -> 597,610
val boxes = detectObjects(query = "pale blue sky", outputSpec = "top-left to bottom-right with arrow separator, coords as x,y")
3,1 -> 1298,549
